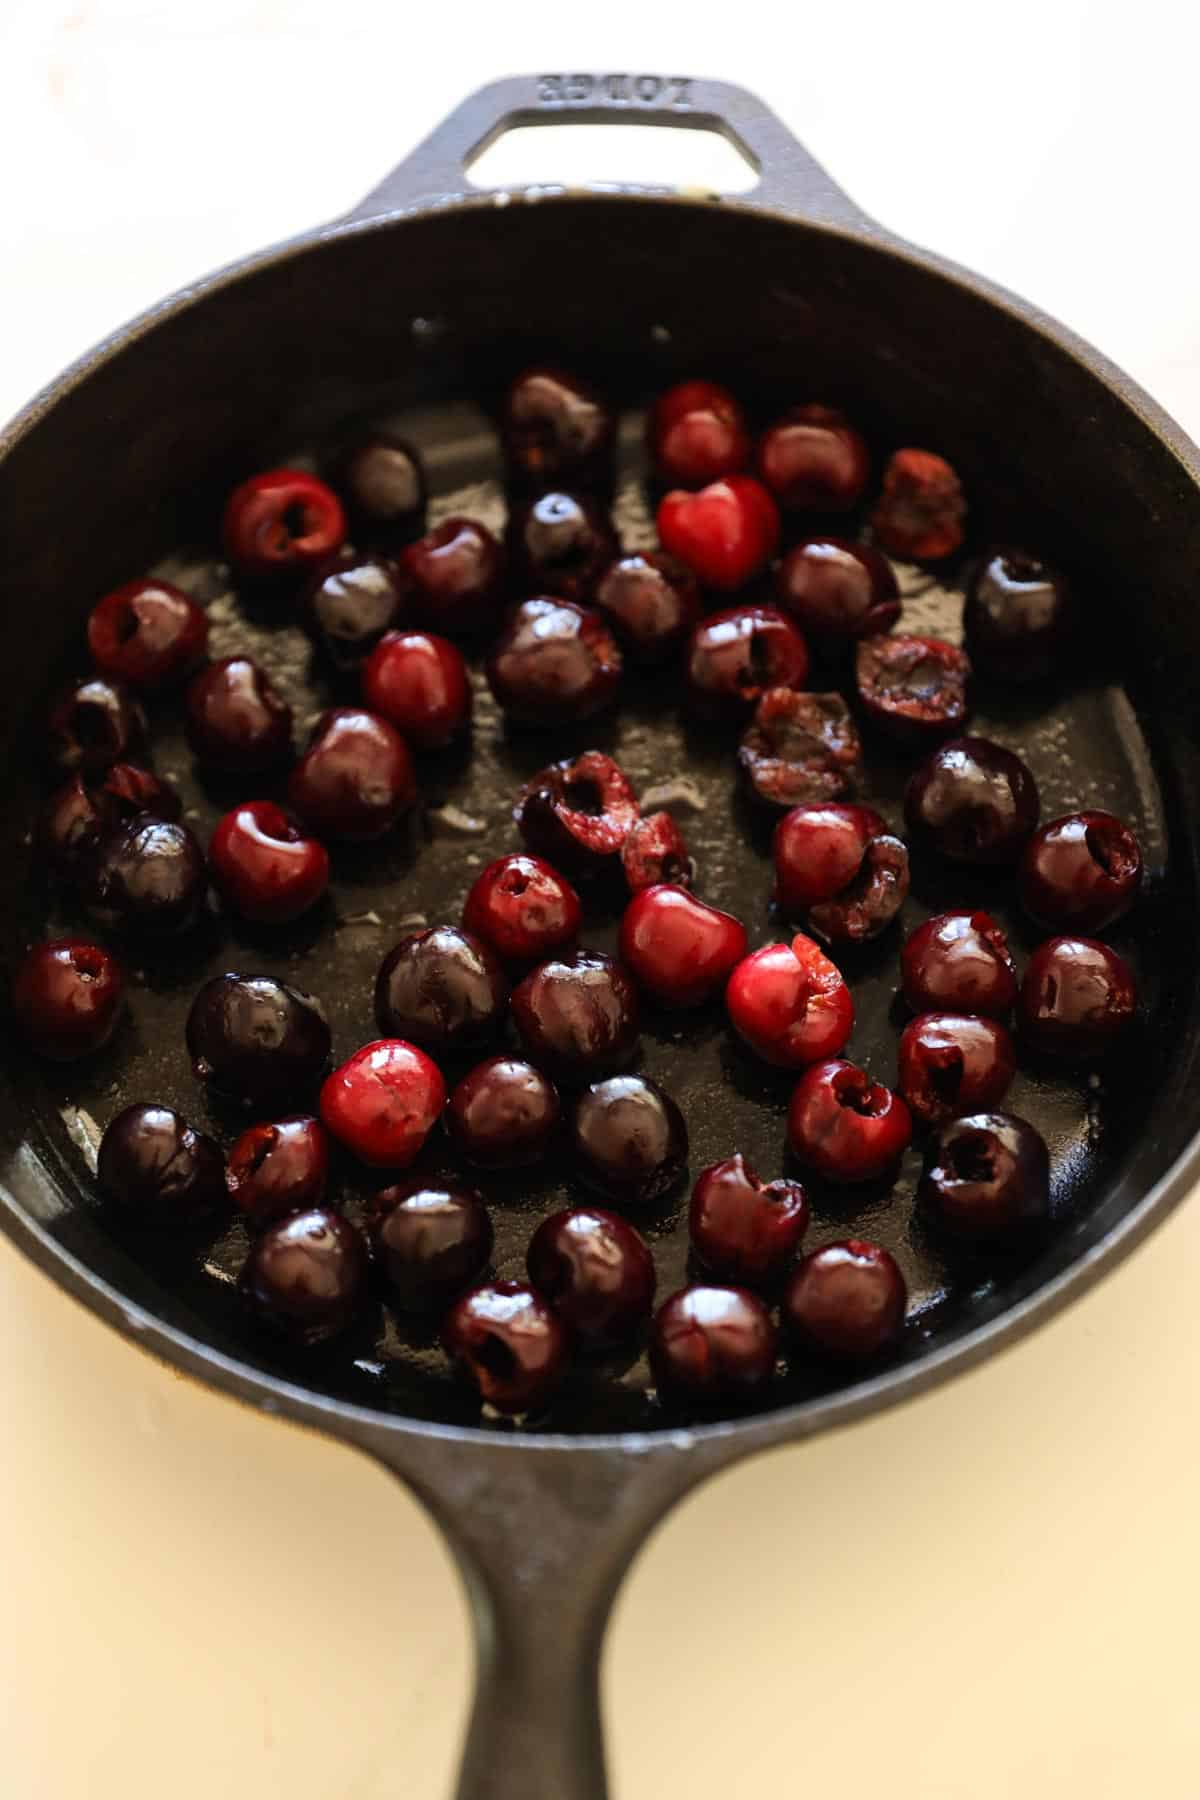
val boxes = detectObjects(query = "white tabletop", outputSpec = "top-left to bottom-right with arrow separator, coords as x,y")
4,6 -> 1200,1796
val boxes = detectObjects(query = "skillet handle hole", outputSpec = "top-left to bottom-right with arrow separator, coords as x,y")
466,122 -> 759,195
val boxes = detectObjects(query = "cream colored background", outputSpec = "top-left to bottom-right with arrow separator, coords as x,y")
4,5 -> 1200,1796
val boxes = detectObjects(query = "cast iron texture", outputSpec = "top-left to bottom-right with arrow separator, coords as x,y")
4,77 -> 1200,1799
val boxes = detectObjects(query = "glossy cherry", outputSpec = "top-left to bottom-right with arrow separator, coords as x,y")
13,937 -> 124,1060
222,468 -> 346,581
319,1038 -> 446,1167
650,380 -> 751,488
919,1111 -> 1050,1241
527,1207 -> 656,1347
209,800 -> 329,924
184,657 -> 293,772
225,1115 -> 329,1223
621,812 -> 692,894
39,764 -> 179,884
487,597 -> 622,727
775,537 -> 900,642
400,517 -> 505,636
658,476 -> 781,592
334,433 -> 427,542
302,553 -> 406,674
87,816 -> 208,935
87,578 -> 208,689
594,551 -> 702,664
870,448 -> 965,560
510,950 -> 640,1083
506,491 -> 619,605
242,1208 -> 368,1345
47,676 -> 146,774
757,405 -> 870,512
855,634 -> 971,743
650,1286 -> 776,1402
362,630 -> 471,749
773,803 -> 887,913
570,1074 -> 688,1204
288,707 -> 415,841
446,1056 -> 561,1169
808,834 -> 910,946
726,934 -> 854,1069
897,1012 -> 1016,1128
368,1180 -> 493,1308
502,366 -> 615,492
619,884 -> 747,1007
901,912 -> 1017,1018
443,1280 -> 570,1415
1019,811 -> 1142,932
684,605 -> 810,721
738,687 -> 861,810
905,736 -> 1040,865
374,926 -> 509,1055
514,751 -> 640,878
462,854 -> 582,965
97,1103 -> 224,1223
689,1154 -> 809,1288
1018,936 -> 1137,1060
783,1241 -> 907,1360
964,548 -> 1074,681
187,973 -> 331,1108
787,1059 -> 912,1183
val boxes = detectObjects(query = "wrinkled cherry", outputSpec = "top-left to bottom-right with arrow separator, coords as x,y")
619,884 -> 747,1007
47,676 -> 146,775
527,1207 -> 656,1347
775,537 -> 901,643
209,800 -> 329,924
334,434 -> 427,542
187,973 -> 331,1108
856,634 -> 971,743
621,812 -> 692,894
510,950 -> 640,1083
319,1038 -> 445,1167
658,476 -> 780,592
773,803 -> 887,913
242,1208 -> 368,1345
302,553 -> 406,674
514,750 -> 640,878
374,926 -> 509,1055
13,937 -> 124,1060
650,380 -> 751,488
362,629 -> 471,749
964,548 -> 1074,681
905,736 -> 1039,865
98,1103 -> 224,1222
87,578 -> 208,689
226,1115 -> 329,1223
400,517 -> 506,637
446,1056 -> 561,1169
288,708 -> 415,841
808,834 -> 910,946
444,1280 -> 569,1415
726,933 -> 854,1069
919,1112 -> 1050,1241
689,1154 -> 809,1288
39,764 -> 179,884
783,1241 -> 907,1360
222,468 -> 346,581
184,657 -> 292,772
502,366 -> 615,492
506,491 -> 619,605
787,1059 -> 912,1183
651,1286 -> 776,1402
901,912 -> 1017,1018
871,448 -> 965,560
738,687 -> 861,810
487,597 -> 622,727
757,405 -> 870,512
594,551 -> 702,665
1018,936 -> 1137,1060
897,1012 -> 1015,1128
462,853 -> 582,964
88,816 -> 208,935
1019,811 -> 1142,932
369,1180 -> 492,1309
685,605 -> 810,721
571,1074 -> 688,1204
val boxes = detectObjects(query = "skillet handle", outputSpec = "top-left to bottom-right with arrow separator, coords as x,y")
347,73 -> 872,229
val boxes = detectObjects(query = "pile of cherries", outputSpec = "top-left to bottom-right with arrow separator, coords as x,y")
12,368 -> 1144,1421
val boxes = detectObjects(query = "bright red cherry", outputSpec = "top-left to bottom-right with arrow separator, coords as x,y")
773,803 -> 887,912
783,1241 -> 907,1360
650,380 -> 751,488
319,1039 -> 446,1167
527,1207 -> 656,1347
870,449 -> 966,560
726,934 -> 854,1069
757,405 -> 870,512
897,1012 -> 1016,1127
619,884 -> 747,1007
689,1154 -> 809,1288
13,937 -> 124,1060
222,468 -> 346,580
362,629 -> 471,750
651,1286 -> 777,1402
901,912 -> 1017,1018
209,801 -> 329,924
657,475 -> 780,591
443,1280 -> 570,1415
87,578 -> 208,689
462,854 -> 582,964
225,1115 -> 329,1222
787,1059 -> 912,1183
288,708 -> 416,841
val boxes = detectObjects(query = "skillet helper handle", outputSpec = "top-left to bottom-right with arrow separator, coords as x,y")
348,73 -> 871,229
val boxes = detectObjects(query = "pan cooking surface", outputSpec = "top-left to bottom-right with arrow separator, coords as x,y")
8,395 -> 1170,1432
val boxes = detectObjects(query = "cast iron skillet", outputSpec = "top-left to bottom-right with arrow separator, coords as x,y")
4,74 -> 1200,1799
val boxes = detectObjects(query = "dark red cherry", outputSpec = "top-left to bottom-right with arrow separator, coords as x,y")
783,1240 -> 906,1360
369,1180 -> 492,1308
47,676 -> 146,775
510,950 -> 640,1084
487,597 -> 622,727
756,405 -> 870,512
301,553 -> 406,674
1018,936 -> 1137,1060
319,1038 -> 445,1167
964,548 -> 1074,681
658,476 -> 780,592
333,434 -> 427,543
242,1208 -> 368,1345
808,834 -> 910,946
87,816 -> 208,935
650,380 -> 751,488
209,800 -> 329,924
502,366 -> 615,492
39,764 -> 179,884
619,884 -> 747,1007
400,517 -> 506,637
570,1074 -> 688,1204
287,707 -> 415,841
689,1153 -> 809,1288
98,1103 -> 224,1222
187,973 -> 331,1109
527,1207 -> 656,1347
443,1280 -> 570,1415
514,750 -> 640,878
506,491 -> 619,605
901,912 -> 1018,1018
595,552 -> 703,665
650,1286 -> 776,1401
621,812 -> 692,894
462,854 -> 582,965
905,736 -> 1039,865
225,1115 -> 329,1223
856,634 -> 971,743
87,578 -> 207,689
446,1056 -> 561,1169
773,803 -> 887,913
919,1111 -> 1050,1241
775,537 -> 900,642
1019,811 -> 1142,932
897,1013 -> 1016,1127
738,687 -> 862,809
222,468 -> 346,581
13,937 -> 124,1060
361,630 -> 471,750
787,1059 -> 912,1184
726,934 -> 854,1069
374,926 -> 509,1055
684,605 -> 810,721
184,657 -> 292,772
871,449 -> 965,560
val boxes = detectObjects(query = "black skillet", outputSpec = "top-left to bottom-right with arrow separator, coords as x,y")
3,74 -> 1200,1800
